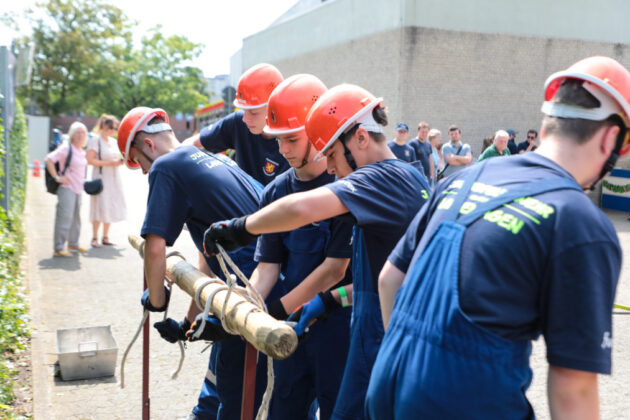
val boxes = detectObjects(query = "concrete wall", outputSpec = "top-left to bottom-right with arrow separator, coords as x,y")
270,26 -> 630,155
242,0 -> 630,71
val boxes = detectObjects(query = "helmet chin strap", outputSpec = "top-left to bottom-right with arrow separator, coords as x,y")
297,141 -> 312,169
588,115 -> 626,191
340,138 -> 358,171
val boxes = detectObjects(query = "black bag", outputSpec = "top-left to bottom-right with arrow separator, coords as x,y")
45,144 -> 73,194
83,137 -> 104,195
83,178 -> 103,195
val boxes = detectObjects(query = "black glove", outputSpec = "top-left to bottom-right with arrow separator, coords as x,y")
140,286 -> 171,312
203,216 -> 257,256
267,299 -> 289,320
185,313 -> 232,342
153,317 -> 191,343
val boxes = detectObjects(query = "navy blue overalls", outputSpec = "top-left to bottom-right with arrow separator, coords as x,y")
332,160 -> 431,420
365,163 -> 581,419
192,156 -> 279,420
269,174 -> 351,420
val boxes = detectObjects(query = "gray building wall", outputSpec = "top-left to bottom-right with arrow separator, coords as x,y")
237,0 -> 630,155
261,27 -> 629,155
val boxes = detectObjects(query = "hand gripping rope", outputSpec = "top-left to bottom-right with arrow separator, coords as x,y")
191,243 -> 274,420
119,245 -> 186,389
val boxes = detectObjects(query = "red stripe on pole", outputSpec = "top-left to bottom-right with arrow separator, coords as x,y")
240,343 -> 258,420
143,276 -> 150,420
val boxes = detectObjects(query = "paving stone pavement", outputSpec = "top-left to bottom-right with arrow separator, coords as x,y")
26,170 -> 630,419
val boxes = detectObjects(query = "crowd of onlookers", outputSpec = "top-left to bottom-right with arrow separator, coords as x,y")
387,122 -> 539,184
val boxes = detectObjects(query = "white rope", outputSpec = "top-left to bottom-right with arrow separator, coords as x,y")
214,244 -> 274,420
120,309 -> 148,388
164,250 -> 188,380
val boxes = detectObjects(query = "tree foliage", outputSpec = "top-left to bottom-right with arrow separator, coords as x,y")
13,0 -> 208,117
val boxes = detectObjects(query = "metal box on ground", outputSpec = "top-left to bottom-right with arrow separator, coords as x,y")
56,325 -> 118,381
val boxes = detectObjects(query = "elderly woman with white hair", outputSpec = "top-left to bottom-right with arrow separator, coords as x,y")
45,121 -> 89,257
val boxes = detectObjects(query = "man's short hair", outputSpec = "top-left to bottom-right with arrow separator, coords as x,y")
527,129 -> 538,137
448,125 -> 460,133
494,129 -> 509,139
542,80 -> 616,145
417,121 -> 430,130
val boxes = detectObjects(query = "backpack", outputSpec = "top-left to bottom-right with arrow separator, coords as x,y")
45,144 -> 73,195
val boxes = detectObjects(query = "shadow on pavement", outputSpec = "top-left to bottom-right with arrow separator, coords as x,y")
38,256 -> 81,271
53,375 -> 118,387
82,246 -> 125,260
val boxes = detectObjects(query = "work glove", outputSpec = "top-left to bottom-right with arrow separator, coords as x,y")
153,317 -> 191,343
266,299 -> 289,320
140,286 -> 171,312
203,216 -> 257,256
185,313 -> 232,342
288,291 -> 341,336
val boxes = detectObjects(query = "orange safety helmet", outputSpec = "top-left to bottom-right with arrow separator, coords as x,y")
543,56 -> 630,155
263,74 -> 327,136
234,63 -> 284,110
117,107 -> 170,169
305,84 -> 383,161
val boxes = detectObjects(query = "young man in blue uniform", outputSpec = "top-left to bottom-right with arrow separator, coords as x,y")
407,121 -> 434,179
117,107 -> 271,420
247,74 -> 353,420
387,122 -> 416,162
367,56 -> 630,419
204,84 -> 431,420
184,63 -> 289,185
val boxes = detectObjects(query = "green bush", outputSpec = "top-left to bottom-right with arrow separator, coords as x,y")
0,100 -> 31,418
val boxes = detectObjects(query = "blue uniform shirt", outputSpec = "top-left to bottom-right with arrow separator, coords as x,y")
199,111 -> 289,185
390,152 -> 620,374
387,141 -> 416,162
326,159 -> 430,288
255,169 -> 353,286
141,146 -> 262,272
408,138 -> 433,178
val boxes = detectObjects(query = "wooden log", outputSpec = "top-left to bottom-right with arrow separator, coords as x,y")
128,234 -> 298,360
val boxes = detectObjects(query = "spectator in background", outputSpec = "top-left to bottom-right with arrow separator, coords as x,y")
387,122 -> 416,162
408,121 -> 433,179
86,114 -> 126,248
480,136 -> 493,154
477,129 -> 511,162
517,129 -> 539,154
45,122 -> 89,257
506,128 -> 518,154
440,125 -> 472,178
428,128 -> 442,184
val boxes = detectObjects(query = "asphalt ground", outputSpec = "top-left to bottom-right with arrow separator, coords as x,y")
25,169 -> 630,419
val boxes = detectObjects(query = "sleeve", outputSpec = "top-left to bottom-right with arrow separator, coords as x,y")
325,218 -> 353,259
325,172 -> 400,230
86,136 -> 98,152
463,144 -> 472,156
409,147 -> 417,161
543,241 -> 621,374
140,169 -> 191,246
442,144 -> 453,157
46,143 -> 68,163
253,183 -> 287,263
388,200 -> 432,273
199,113 -> 237,152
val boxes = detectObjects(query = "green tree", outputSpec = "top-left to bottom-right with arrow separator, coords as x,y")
11,0 -> 208,118
90,27 -> 208,117
17,0 -> 131,116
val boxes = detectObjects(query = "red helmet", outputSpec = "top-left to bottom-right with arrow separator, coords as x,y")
263,74 -> 327,136
543,56 -> 630,155
234,63 -> 284,110
305,84 -> 383,161
118,107 -> 170,169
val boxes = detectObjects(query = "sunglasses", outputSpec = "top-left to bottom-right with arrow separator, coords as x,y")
527,135 -> 536,139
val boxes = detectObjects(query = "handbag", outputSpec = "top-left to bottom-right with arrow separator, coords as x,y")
84,178 -> 103,195
84,136 -> 104,195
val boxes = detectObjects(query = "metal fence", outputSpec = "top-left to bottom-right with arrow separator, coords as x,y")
0,46 -> 17,211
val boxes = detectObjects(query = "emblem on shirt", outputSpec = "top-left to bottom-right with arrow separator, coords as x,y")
263,158 -> 279,176
601,331 -> 613,349
405,150 -> 410,157
339,180 -> 356,193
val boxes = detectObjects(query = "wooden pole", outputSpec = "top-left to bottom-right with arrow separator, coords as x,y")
129,234 -> 298,360
142,275 -> 150,420
240,343 -> 258,420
